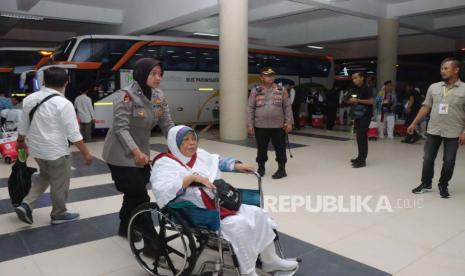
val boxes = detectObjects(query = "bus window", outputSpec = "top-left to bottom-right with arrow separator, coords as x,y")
314,59 -> 331,77
72,39 -> 136,69
123,45 -> 161,69
52,39 -> 76,62
273,55 -> 298,75
0,51 -> 43,67
299,58 -> 331,78
198,49 -> 218,72
249,54 -> 298,75
253,54 -> 273,72
249,53 -> 261,74
161,46 -> 197,71
0,73 -> 11,93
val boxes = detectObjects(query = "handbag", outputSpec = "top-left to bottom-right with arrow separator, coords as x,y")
8,149 -> 37,207
213,179 -> 242,211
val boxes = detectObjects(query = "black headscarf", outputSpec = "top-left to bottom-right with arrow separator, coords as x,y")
133,58 -> 162,100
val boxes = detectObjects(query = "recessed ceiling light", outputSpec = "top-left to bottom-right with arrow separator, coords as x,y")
193,32 -> 219,37
307,45 -> 324,50
0,12 -> 44,21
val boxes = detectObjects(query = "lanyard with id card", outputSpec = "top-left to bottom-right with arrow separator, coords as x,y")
438,86 -> 452,114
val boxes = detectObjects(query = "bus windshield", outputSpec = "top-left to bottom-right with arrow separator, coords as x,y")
52,39 -> 76,62
71,38 -> 139,69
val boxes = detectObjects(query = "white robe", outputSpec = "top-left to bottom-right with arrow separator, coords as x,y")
150,148 -> 276,274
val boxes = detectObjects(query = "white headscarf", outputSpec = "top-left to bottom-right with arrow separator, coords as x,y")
152,125 -> 220,208
166,125 -> 195,164
167,125 -> 220,182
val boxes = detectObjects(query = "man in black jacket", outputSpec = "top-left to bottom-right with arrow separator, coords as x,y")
350,72 -> 374,168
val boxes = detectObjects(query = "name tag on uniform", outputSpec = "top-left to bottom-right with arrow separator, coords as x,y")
439,103 -> 449,114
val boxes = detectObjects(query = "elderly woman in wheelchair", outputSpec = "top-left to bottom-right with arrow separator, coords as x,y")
130,125 -> 298,276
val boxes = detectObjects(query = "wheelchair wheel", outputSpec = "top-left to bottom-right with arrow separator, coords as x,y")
128,202 -> 197,276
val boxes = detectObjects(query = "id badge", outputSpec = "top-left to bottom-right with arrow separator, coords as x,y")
439,103 -> 449,114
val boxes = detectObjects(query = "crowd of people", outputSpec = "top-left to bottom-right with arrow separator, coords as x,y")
293,77 -> 428,141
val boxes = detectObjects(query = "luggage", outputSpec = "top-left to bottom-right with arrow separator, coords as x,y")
311,114 -> 325,129
368,120 -> 378,140
0,129 -> 18,164
394,119 -> 407,136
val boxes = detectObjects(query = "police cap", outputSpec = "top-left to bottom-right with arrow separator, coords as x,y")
261,67 -> 276,75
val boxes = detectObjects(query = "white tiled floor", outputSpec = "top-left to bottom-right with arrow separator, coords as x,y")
2,126 -> 465,275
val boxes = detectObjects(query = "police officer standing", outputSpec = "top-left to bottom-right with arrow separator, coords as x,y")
247,67 -> 293,179
102,58 -> 174,239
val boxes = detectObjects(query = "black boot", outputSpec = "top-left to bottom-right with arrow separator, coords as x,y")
257,163 -> 265,177
272,163 -> 287,179
118,223 -> 142,242
410,132 -> 421,144
118,223 -> 128,238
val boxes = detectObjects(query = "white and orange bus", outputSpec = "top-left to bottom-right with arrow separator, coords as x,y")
32,35 -> 334,128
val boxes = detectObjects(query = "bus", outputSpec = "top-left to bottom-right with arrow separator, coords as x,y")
0,47 -> 53,97
34,35 -> 334,128
48,35 -> 149,103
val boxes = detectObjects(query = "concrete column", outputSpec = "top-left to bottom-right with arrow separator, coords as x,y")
377,18 -> 399,89
219,0 -> 248,140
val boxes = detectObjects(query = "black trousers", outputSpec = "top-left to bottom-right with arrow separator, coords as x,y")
326,105 -> 337,130
404,108 -> 420,141
108,164 -> 150,233
355,116 -> 371,161
292,101 -> 301,128
255,127 -> 287,164
421,134 -> 459,187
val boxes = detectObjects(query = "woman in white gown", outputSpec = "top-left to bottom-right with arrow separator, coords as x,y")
150,125 -> 298,276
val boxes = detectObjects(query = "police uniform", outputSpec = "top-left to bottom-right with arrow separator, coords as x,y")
247,68 -> 293,179
102,81 -> 174,235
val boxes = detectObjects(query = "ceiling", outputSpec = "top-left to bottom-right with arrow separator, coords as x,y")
1,0 -> 465,59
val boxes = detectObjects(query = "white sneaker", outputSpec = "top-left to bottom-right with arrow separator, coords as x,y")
241,271 -> 258,276
262,258 -> 298,273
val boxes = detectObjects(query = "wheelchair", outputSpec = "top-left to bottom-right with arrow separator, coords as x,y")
127,171 -> 300,276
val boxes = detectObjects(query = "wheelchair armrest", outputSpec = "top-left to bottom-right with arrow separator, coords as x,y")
222,170 -> 263,208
